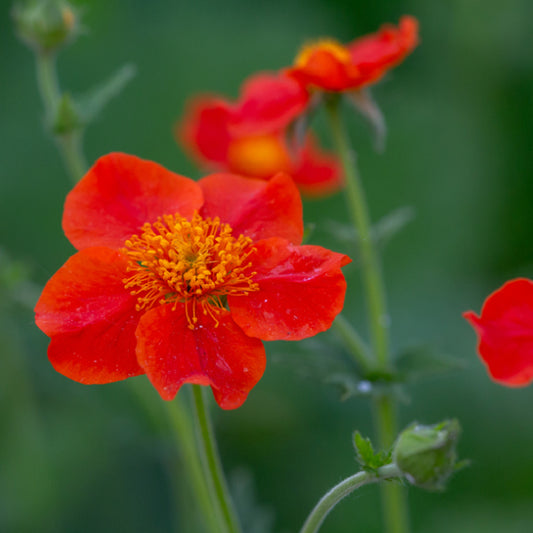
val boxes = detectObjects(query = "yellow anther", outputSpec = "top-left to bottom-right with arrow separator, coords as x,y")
122,211 -> 259,328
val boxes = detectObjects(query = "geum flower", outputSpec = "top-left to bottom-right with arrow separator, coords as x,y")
178,72 -> 343,197
35,153 -> 351,409
285,15 -> 419,92
464,278 -> 533,387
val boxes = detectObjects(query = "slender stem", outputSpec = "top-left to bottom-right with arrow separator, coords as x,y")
300,464 -> 402,533
326,99 -> 389,371
326,99 -> 409,533
165,398 -> 220,533
192,385 -> 242,533
333,313 -> 373,372
35,50 -> 87,182
374,396 -> 409,533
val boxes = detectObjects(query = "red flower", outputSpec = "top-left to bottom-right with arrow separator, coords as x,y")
35,153 -> 350,409
464,278 -> 533,387
286,16 -> 419,92
178,72 -> 343,197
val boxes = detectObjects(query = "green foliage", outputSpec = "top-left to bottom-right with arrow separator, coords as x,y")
395,346 -> 465,383
76,64 -> 137,124
353,431 -> 392,472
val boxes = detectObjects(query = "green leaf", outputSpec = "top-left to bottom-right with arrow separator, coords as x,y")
395,346 -> 465,383
76,63 -> 137,124
353,431 -> 392,472
323,206 -> 414,253
371,206 -> 415,249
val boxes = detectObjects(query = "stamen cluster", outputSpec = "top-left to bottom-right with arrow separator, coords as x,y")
122,212 -> 258,328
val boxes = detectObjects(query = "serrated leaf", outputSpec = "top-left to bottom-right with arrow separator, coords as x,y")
395,347 -> 465,383
76,63 -> 137,123
353,431 -> 392,472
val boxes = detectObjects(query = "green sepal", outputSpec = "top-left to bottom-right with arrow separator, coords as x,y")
353,431 -> 392,473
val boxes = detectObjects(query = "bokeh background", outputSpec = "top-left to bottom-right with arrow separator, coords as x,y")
2,0 -> 533,532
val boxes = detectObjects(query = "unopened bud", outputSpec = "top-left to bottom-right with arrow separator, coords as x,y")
53,93 -> 81,134
12,0 -> 79,54
393,419 -> 461,490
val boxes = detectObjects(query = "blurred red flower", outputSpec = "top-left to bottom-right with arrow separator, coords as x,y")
286,16 -> 419,92
35,153 -> 350,408
178,73 -> 343,197
464,278 -> 533,387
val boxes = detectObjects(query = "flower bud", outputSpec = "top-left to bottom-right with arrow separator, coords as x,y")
53,93 -> 81,134
393,419 -> 461,490
12,0 -> 79,54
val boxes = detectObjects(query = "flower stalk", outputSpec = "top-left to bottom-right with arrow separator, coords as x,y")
300,464 -> 402,533
191,385 -> 242,533
35,50 -> 87,182
325,97 -> 410,533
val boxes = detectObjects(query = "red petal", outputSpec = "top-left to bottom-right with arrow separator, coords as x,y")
286,50 -> 359,92
348,16 -> 419,84
229,238 -> 351,340
230,72 -> 309,135
35,247 -> 143,383
464,278 -> 533,386
63,153 -> 203,250
291,136 -> 343,197
199,172 -> 303,244
178,96 -> 234,166
135,304 -> 266,409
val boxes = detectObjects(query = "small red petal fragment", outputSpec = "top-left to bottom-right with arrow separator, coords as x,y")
229,237 -> 351,341
135,305 -> 266,409
63,153 -> 203,250
199,172 -> 303,244
464,278 -> 533,386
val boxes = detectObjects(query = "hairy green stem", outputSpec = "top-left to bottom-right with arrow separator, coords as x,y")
192,385 -> 242,533
35,51 -> 87,182
300,464 -> 402,533
326,98 -> 409,533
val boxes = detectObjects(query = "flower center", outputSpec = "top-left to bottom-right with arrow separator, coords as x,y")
122,212 -> 259,328
227,134 -> 292,178
294,39 -> 352,68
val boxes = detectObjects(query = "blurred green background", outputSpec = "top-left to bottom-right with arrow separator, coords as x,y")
2,0 -> 533,532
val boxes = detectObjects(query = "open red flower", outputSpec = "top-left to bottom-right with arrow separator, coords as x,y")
464,278 -> 533,387
178,72 -> 343,197
286,16 -> 419,92
35,153 -> 350,409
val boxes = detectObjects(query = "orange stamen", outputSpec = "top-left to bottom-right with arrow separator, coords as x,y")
294,38 -> 352,67
122,212 -> 259,329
